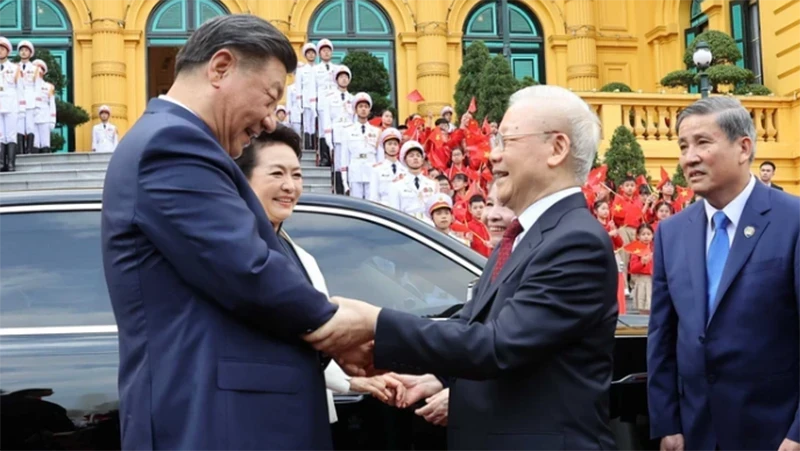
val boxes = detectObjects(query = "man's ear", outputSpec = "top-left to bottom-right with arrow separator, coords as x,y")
547,132 -> 571,169
207,49 -> 236,88
737,135 -> 754,165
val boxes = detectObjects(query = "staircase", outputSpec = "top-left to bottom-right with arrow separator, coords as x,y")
0,150 -> 334,193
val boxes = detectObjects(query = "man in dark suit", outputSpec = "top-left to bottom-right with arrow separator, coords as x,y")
647,97 -> 800,451
306,85 -> 620,450
759,160 -> 784,190
101,15 -> 372,450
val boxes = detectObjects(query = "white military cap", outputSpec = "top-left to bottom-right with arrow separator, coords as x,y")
317,39 -> 333,51
440,106 -> 454,116
98,105 -> 111,114
32,59 -> 48,74
400,140 -> 425,163
380,127 -> 401,145
17,40 -> 34,56
302,42 -> 317,54
0,37 -> 12,53
353,92 -> 372,109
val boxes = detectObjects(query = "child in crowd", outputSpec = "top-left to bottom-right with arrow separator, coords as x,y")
425,193 -> 471,246
651,201 -> 674,232
593,199 -> 623,250
629,223 -> 654,314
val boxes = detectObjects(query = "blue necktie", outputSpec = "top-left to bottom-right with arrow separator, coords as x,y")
706,211 -> 730,314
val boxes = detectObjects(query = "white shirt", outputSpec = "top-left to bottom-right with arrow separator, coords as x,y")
158,94 -> 198,117
513,187 -> 583,251
703,175 -> 756,252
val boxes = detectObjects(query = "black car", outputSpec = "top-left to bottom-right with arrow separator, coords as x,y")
0,189 -> 651,450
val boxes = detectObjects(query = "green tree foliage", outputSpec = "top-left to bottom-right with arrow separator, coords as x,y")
683,30 -> 742,67
478,55 -> 517,123
341,50 -> 392,115
592,150 -> 602,169
660,70 -> 696,89
604,126 -> 648,186
733,83 -> 772,95
662,31 -> 753,93
454,41 -> 491,116
516,76 -> 539,90
13,48 -> 89,151
672,162 -> 688,187
600,82 -> 632,92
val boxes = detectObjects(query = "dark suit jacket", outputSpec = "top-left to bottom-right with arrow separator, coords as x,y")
771,182 -> 784,191
647,181 -> 800,449
374,193 -> 619,450
101,98 -> 337,450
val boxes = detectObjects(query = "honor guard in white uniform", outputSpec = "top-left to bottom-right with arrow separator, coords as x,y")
369,127 -> 407,205
285,82 -> 302,136
313,39 -> 338,112
0,36 -> 21,171
440,106 -> 457,133
426,193 -> 471,245
16,40 -> 40,155
92,105 -> 118,153
387,140 -> 439,220
31,59 -> 55,153
296,42 -> 317,149
313,39 -> 337,167
276,105 -> 290,128
341,92 -> 380,199
320,65 -> 354,194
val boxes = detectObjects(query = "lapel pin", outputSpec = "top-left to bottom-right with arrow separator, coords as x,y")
744,226 -> 755,238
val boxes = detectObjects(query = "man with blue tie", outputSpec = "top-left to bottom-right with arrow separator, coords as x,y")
647,97 -> 800,451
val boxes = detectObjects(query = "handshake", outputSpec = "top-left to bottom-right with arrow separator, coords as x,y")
303,297 -> 449,426
303,296 -> 382,377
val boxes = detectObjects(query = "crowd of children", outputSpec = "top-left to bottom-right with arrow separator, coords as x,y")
586,167 -> 696,313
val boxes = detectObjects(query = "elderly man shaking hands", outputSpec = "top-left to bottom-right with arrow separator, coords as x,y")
305,84 -> 619,451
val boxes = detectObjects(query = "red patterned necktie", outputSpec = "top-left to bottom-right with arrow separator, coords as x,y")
491,218 -> 524,282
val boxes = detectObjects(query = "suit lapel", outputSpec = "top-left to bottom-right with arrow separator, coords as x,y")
469,193 -> 585,322
685,206 -> 709,328
708,183 -> 771,324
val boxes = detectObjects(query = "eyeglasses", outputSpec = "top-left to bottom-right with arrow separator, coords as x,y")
496,131 -> 558,152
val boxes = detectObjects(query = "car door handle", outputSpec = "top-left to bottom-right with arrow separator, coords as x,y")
612,372 -> 648,385
334,393 -> 365,404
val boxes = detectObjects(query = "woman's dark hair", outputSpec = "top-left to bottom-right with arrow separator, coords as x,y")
637,222 -> 654,235
592,199 -> 609,211
453,173 -> 469,184
654,201 -> 674,215
236,125 -> 302,180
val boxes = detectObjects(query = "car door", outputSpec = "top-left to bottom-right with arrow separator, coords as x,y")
283,205 -> 482,451
0,203 -> 121,450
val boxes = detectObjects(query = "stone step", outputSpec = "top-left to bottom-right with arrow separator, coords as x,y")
16,152 -> 113,162
304,184 -> 333,194
0,169 -> 108,182
12,160 -> 111,172
0,177 -> 105,191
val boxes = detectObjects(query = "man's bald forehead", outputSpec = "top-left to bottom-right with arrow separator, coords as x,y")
503,100 -> 569,133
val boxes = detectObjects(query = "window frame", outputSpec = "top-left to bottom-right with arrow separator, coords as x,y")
462,0 -> 546,83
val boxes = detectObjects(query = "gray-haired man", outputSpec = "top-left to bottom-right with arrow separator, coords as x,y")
648,96 -> 800,451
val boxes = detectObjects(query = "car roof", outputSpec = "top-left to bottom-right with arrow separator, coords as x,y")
0,189 -> 488,268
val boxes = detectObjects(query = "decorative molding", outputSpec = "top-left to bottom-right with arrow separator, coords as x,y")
91,61 -> 127,77
567,63 -> 599,79
417,61 -> 450,78
398,31 -> 418,45
416,21 -> 448,37
645,24 -> 679,44
123,30 -> 143,42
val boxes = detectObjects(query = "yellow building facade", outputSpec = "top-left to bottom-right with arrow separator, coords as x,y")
1,0 -> 797,191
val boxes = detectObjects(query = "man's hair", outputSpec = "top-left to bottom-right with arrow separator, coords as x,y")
760,160 -> 776,170
435,174 -> 450,184
469,194 -> 486,205
235,125 -> 302,180
453,173 -> 469,183
435,118 -> 449,126
676,96 -> 757,162
175,15 -> 297,76
508,85 -> 601,184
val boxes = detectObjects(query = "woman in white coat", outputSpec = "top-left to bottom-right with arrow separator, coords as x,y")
235,126 -> 399,423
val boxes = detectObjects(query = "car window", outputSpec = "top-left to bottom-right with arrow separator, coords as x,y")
0,210 -> 114,328
283,211 -> 477,317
